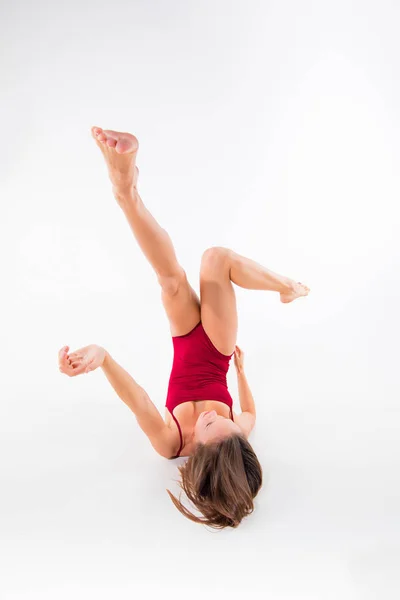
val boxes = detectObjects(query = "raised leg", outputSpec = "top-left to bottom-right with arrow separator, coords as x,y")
121,194 -> 202,334
200,247 -> 310,356
91,126 -> 201,336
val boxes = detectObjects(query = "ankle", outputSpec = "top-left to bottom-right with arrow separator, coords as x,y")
280,277 -> 294,294
113,185 -> 139,206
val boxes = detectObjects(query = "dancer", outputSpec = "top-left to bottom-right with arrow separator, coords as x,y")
58,127 -> 310,529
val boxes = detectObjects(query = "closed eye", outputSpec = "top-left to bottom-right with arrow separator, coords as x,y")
206,422 -> 212,428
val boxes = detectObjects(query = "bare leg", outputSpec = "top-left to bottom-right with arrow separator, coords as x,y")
92,126 -> 179,279
120,192 -> 182,278
228,249 -> 310,303
91,126 -> 201,336
200,247 -> 310,356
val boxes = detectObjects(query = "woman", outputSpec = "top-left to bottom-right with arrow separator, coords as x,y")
58,127 -> 310,529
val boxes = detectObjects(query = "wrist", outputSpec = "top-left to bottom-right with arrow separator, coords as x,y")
101,348 -> 110,368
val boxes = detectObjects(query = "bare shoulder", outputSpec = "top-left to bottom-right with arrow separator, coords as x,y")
150,423 -> 181,459
233,411 -> 256,439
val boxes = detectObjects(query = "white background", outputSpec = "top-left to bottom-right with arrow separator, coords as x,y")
1,0 -> 399,598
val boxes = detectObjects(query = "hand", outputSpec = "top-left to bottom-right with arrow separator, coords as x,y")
58,344 -> 106,377
234,345 -> 244,373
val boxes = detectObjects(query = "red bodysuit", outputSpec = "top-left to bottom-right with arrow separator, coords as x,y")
165,321 -> 235,458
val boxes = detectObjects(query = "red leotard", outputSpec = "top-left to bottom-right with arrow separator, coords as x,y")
165,321 -> 235,458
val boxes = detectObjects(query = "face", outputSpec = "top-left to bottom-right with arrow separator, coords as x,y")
194,410 -> 242,445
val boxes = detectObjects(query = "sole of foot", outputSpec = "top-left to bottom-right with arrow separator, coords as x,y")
91,126 -> 139,195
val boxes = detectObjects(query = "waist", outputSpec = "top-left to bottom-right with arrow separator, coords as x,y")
166,378 -> 232,407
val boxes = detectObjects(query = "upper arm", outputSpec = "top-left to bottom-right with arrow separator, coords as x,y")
234,411 -> 256,439
134,395 -> 179,459
146,424 -> 179,459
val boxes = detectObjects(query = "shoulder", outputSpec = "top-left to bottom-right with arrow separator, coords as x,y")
150,424 -> 181,459
233,411 -> 256,439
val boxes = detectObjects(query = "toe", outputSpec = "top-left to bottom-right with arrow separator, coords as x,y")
115,138 -> 131,154
92,127 -> 104,141
116,136 -> 139,154
106,137 -> 117,148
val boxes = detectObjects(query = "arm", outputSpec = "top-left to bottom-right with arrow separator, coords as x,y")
58,344 -> 177,458
235,370 -> 256,438
237,369 -> 256,416
233,345 -> 256,437
101,351 -> 178,458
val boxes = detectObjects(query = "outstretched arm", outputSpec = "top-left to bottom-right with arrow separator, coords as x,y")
58,345 -> 178,458
101,351 -> 177,457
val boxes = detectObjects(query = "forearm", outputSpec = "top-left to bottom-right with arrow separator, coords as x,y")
101,350 -> 149,415
237,369 -> 256,416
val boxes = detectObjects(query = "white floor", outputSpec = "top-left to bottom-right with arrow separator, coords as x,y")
1,1 -> 399,599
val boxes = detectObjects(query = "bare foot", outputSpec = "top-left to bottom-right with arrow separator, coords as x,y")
280,281 -> 310,303
91,126 -> 139,200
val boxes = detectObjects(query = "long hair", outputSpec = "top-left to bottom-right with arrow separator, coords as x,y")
166,434 -> 263,529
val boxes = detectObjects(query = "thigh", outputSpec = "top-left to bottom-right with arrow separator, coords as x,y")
199,247 -> 238,356
159,269 -> 201,337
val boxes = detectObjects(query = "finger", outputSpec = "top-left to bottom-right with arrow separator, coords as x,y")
58,346 -> 69,360
58,349 -> 71,368
60,362 -> 87,377
58,346 -> 81,375
70,363 -> 88,376
61,356 -> 73,369
59,363 -> 75,376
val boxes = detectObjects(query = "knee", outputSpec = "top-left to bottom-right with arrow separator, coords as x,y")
201,247 -> 230,271
157,268 -> 186,296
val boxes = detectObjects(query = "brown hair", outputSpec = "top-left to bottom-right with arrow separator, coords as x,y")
166,434 -> 263,529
